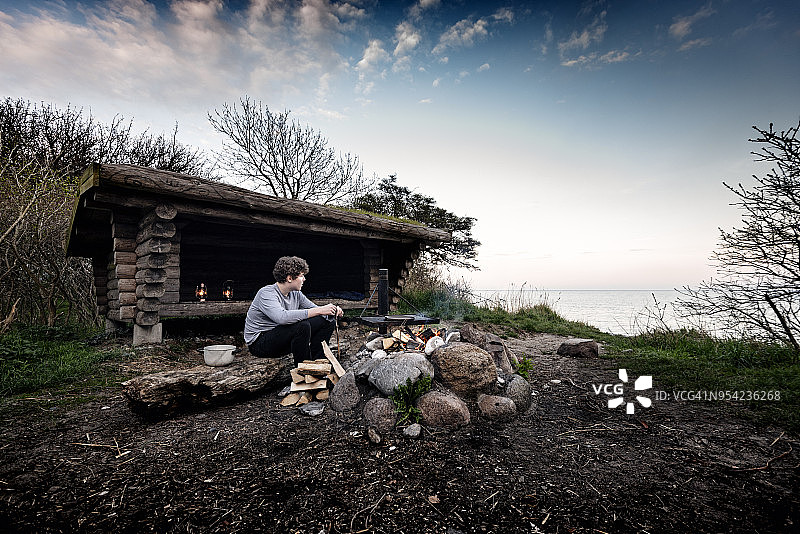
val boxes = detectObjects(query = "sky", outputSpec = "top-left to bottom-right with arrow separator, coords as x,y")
1,0 -> 798,290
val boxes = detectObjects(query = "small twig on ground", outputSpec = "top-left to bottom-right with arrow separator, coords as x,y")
770,432 -> 785,447
728,442 -> 793,471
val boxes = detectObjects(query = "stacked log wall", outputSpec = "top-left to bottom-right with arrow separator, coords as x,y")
106,213 -> 138,322
92,257 -> 108,318
134,204 -> 177,327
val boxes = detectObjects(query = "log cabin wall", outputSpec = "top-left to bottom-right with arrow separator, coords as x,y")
66,164 -> 451,345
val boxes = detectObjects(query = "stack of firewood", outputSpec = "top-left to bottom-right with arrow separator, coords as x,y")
280,341 -> 345,407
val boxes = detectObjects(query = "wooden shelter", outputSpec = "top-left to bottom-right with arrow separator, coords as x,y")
66,164 -> 450,345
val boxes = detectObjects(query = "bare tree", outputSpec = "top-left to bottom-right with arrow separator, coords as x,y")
208,97 -> 372,204
0,98 -> 211,327
677,120 -> 800,356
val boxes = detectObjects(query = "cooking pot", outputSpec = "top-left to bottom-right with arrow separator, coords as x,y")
200,345 -> 238,366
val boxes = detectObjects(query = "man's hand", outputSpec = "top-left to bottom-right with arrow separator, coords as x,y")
313,303 -> 342,317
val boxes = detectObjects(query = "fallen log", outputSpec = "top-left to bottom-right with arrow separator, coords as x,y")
122,355 -> 289,415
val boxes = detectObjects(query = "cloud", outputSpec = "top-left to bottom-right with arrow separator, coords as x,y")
433,18 -> 489,54
432,8 -> 513,55
558,10 -> 607,55
669,3 -> 715,41
477,63 -> 490,72
419,98 -> 433,104
560,49 -> 634,68
677,38 -> 712,52
409,0 -> 441,20
356,39 -> 389,71
733,10 -> 777,38
432,77 -> 441,87
394,21 -> 421,56
0,0 -> 364,114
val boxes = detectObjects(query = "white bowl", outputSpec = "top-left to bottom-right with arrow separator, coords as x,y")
203,345 -> 237,366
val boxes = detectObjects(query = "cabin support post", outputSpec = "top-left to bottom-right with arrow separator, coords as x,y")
378,268 -> 389,334
133,203 -> 176,345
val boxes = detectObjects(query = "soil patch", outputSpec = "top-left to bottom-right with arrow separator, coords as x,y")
0,326 -> 797,533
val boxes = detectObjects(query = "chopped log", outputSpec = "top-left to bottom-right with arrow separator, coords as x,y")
110,264 -> 136,279
280,392 -> 302,406
108,278 -> 136,292
138,204 -> 177,229
315,389 -> 330,401
382,337 -> 397,350
290,368 -> 305,383
108,291 -> 136,306
304,374 -> 318,384
327,373 -> 339,386
122,355 -> 289,414
136,220 -> 176,242
110,305 -> 134,320
135,268 -> 167,284
137,253 -> 168,269
136,283 -> 165,299
296,391 -> 312,406
112,251 -> 137,265
321,341 -> 346,377
136,298 -> 160,312
113,237 -> 136,252
296,361 -> 332,376
135,311 -> 159,326
290,379 -> 328,392
135,238 -> 171,257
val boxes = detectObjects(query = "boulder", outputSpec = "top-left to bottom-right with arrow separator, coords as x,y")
354,358 -> 380,379
460,323 -> 517,374
429,342 -> 496,397
363,397 -> 397,431
329,370 -> 361,412
368,360 -> 420,396
477,394 -> 517,421
368,353 -> 434,396
556,338 -> 599,358
425,336 -> 445,355
505,374 -> 533,413
122,355 -> 288,414
417,390 -> 471,428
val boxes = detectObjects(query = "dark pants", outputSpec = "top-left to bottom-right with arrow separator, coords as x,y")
248,316 -> 335,365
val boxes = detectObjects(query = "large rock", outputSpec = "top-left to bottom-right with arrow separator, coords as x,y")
505,374 -> 533,413
363,397 -> 397,431
460,323 -> 518,374
429,342 -> 496,397
557,338 -> 599,358
368,353 -> 434,396
122,356 -> 288,414
417,390 -> 471,427
329,370 -> 361,412
477,394 -> 517,421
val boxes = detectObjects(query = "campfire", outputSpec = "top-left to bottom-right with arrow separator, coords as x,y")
368,325 -> 447,354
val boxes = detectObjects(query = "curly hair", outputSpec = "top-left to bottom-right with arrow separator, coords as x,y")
272,256 -> 309,283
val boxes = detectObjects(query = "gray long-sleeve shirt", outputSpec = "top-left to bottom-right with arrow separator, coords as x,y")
244,283 -> 319,345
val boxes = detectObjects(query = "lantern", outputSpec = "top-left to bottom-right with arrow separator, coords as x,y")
195,282 -> 207,302
222,280 -> 234,301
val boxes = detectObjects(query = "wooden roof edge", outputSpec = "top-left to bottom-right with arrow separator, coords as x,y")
66,164 -> 102,256
90,163 -> 451,242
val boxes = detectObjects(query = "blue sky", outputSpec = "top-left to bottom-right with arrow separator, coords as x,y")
2,0 -> 798,289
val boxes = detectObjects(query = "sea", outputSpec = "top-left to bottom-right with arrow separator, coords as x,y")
472,289 -> 682,335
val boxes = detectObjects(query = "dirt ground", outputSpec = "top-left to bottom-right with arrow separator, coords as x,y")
0,322 -> 797,533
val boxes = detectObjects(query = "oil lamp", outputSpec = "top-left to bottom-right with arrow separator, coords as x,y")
195,282 -> 207,302
222,280 -> 234,301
